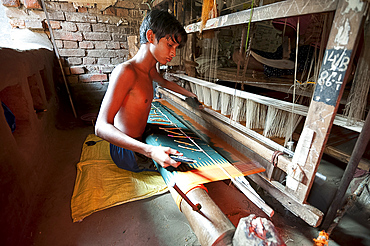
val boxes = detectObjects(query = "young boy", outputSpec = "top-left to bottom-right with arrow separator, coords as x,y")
95,9 -> 197,172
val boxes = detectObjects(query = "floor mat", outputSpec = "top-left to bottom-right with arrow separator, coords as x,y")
71,134 -> 168,222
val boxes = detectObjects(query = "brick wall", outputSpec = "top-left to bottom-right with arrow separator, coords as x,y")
3,0 -> 146,83
2,0 -> 148,114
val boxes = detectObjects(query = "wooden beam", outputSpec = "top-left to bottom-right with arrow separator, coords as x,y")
172,73 -> 364,133
288,0 -> 368,203
292,134 -> 370,172
248,174 -> 324,227
324,146 -> 370,171
185,0 -> 338,33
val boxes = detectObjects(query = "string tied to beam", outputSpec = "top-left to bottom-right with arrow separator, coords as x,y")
271,151 -> 284,167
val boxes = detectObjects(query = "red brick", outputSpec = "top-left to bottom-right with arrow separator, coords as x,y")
91,23 -> 106,32
59,2 -> 75,12
112,33 -> 127,41
79,73 -> 107,82
68,57 -> 82,65
9,19 -> 26,29
87,7 -> 100,15
55,39 -> 63,48
83,57 -> 96,65
70,66 -> 85,74
106,25 -> 118,33
86,65 -> 115,74
76,23 -> 91,32
2,0 -> 20,7
58,48 -> 85,57
53,30 -> 83,41
106,41 -> 120,49
87,49 -> 116,58
103,6 -> 115,15
139,3 -> 150,10
25,20 -> 43,29
61,22 -> 77,32
23,0 -> 41,9
48,11 -> 65,21
79,41 -> 94,49
116,8 -> 129,17
97,58 -> 110,65
78,7 -> 88,13
96,15 -> 121,25
67,75 -> 79,84
83,32 -> 111,41
111,57 -> 124,64
63,40 -> 78,49
65,12 -> 97,23
45,2 -> 60,10
5,8 -> 28,19
29,10 -> 45,19
45,20 -> 61,29
94,41 -> 106,49
115,0 -> 135,8
120,42 -> 127,49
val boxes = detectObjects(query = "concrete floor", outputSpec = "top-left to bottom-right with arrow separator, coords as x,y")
22,111 -> 370,246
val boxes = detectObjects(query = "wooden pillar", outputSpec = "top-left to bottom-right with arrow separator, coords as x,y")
285,0 -> 369,204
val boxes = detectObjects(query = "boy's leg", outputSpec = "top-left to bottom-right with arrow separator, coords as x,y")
110,143 -> 157,172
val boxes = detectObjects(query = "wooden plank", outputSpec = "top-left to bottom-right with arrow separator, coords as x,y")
185,0 -> 338,33
248,174 -> 324,227
287,0 -> 368,203
324,146 -> 370,171
292,133 -> 370,172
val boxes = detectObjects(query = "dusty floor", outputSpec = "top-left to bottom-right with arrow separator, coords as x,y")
21,108 -> 370,246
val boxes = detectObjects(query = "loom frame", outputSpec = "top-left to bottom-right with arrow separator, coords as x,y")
154,0 -> 369,228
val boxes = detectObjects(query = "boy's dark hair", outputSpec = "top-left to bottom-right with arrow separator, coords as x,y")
140,9 -> 187,48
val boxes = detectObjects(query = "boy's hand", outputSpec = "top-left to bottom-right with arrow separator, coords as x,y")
148,146 -> 182,168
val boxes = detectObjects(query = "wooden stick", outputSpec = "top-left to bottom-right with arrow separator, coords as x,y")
250,50 -> 294,69
41,0 -> 77,118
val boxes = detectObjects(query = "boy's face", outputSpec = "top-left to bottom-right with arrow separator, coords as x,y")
150,34 -> 181,65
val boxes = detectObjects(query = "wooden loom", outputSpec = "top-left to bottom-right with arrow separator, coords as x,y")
145,100 -> 273,245
155,0 -> 369,228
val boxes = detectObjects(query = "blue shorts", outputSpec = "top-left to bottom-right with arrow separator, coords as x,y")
110,143 -> 158,173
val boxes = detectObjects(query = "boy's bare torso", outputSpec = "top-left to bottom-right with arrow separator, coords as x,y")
114,62 -> 154,139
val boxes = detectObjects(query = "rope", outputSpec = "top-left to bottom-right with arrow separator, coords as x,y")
271,151 -> 284,167
245,0 -> 254,53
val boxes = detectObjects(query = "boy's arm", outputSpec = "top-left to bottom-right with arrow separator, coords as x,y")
95,64 -> 181,169
151,68 -> 196,98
